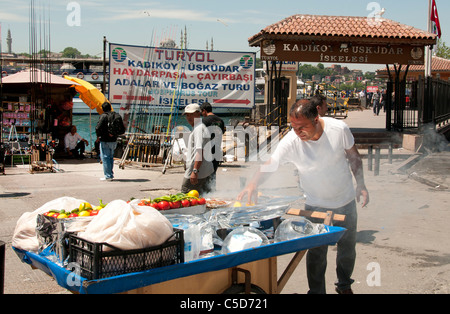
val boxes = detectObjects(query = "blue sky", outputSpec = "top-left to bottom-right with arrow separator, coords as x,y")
0,0 -> 448,72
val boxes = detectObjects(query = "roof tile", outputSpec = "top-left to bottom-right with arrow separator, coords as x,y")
249,14 -> 436,44
379,56 -> 450,72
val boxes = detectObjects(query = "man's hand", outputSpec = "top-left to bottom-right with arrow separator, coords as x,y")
237,183 -> 258,205
356,184 -> 369,208
190,172 -> 199,185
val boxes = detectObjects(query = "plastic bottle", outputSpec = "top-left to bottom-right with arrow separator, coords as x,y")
182,224 -> 201,262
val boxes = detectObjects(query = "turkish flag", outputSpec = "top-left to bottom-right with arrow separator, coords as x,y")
431,0 -> 442,38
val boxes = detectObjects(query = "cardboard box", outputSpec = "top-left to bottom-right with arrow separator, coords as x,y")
403,134 -> 423,152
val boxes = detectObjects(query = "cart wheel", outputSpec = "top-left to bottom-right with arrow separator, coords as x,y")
222,283 -> 267,294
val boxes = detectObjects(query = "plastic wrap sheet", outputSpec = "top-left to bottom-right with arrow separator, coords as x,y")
13,225 -> 345,294
206,196 -> 300,230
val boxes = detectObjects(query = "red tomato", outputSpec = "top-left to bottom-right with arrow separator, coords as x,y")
51,213 -> 59,219
197,198 -> 206,205
90,210 -> 99,216
69,213 -> 79,218
158,201 -> 170,211
190,199 -> 198,206
181,199 -> 190,207
150,203 -> 160,210
170,201 -> 181,209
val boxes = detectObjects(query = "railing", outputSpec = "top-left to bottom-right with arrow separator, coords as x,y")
1,241 -> 5,294
257,104 -> 285,128
387,77 -> 450,133
426,77 -> 450,132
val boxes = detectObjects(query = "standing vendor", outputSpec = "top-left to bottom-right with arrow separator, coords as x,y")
64,125 -> 88,159
181,103 -> 214,195
238,99 -> 369,294
200,102 -> 225,192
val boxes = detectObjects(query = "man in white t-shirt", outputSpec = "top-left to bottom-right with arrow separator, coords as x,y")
238,99 -> 369,294
181,104 -> 214,195
64,125 -> 89,159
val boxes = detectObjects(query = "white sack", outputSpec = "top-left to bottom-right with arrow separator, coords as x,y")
78,200 -> 174,250
172,138 -> 187,162
12,197 -> 87,252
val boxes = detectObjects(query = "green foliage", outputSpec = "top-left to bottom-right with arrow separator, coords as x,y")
61,47 -> 82,58
298,63 -> 333,79
436,39 -> 450,59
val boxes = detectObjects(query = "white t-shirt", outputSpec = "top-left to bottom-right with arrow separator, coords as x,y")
184,122 -> 214,179
64,132 -> 83,150
270,117 -> 355,209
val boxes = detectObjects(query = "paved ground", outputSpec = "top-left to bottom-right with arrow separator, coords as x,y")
1,109 -> 449,294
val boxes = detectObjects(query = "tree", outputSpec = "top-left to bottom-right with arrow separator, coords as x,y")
298,64 -> 333,80
38,49 -> 51,57
61,47 -> 81,58
435,39 -> 450,59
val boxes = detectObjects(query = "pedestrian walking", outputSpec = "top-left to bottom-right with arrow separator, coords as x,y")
372,91 -> 381,116
95,102 -> 125,181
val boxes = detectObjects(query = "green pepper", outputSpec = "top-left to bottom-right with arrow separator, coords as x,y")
99,199 -> 108,208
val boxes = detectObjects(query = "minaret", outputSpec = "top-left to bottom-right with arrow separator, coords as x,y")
7,29 -> 12,54
180,30 -> 184,50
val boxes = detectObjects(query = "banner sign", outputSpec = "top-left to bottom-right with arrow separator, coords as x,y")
260,40 -> 426,65
367,86 -> 379,93
109,43 -> 256,109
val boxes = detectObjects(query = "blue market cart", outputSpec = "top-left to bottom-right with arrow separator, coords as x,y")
14,218 -> 346,294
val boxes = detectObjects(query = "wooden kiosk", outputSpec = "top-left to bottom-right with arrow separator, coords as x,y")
248,14 -> 437,131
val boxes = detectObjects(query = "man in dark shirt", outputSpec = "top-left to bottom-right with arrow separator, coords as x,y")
200,102 -> 225,192
95,102 -> 121,181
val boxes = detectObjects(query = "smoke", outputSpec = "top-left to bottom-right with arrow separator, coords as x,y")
420,123 -> 450,153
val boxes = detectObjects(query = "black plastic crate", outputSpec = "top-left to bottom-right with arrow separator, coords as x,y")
68,229 -> 184,280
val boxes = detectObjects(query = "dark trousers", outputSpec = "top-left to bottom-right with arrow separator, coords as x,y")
70,141 -> 86,159
305,200 -> 358,294
373,100 -> 381,115
181,175 -> 213,195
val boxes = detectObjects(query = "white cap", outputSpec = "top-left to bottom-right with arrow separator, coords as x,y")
184,103 -> 201,114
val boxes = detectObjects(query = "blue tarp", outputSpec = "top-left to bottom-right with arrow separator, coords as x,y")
14,226 -> 345,294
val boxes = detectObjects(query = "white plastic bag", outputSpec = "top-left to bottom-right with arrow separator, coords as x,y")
12,197 -> 87,252
78,200 -> 174,250
172,138 -> 187,162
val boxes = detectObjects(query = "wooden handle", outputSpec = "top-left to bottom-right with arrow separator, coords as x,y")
287,208 -> 346,223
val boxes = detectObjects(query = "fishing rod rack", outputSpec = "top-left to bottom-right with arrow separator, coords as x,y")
118,132 -> 184,172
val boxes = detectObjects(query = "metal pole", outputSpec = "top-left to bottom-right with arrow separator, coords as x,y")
388,143 -> 393,164
425,0 -> 432,77
368,146 -> 373,171
374,147 -> 381,176
0,240 -> 5,294
102,36 -> 107,95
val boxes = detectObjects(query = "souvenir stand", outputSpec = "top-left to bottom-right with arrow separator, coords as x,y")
1,69 -> 78,172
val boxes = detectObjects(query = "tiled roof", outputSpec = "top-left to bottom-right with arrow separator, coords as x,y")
249,14 -> 436,45
378,56 -> 450,73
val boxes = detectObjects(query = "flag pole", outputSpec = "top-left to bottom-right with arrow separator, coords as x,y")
425,0 -> 432,77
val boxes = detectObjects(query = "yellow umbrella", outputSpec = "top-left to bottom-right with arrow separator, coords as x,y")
64,76 -> 109,114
